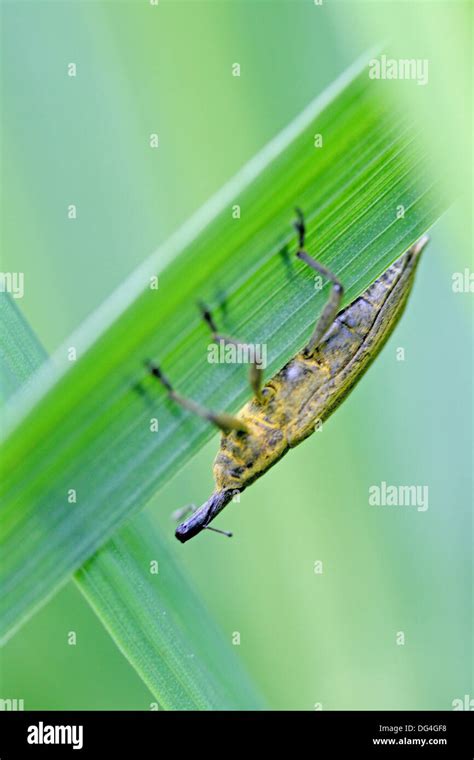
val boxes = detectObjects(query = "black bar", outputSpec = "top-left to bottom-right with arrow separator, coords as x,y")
0,710 -> 473,757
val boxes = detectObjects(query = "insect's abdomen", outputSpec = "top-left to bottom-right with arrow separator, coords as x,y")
286,246 -> 423,446
211,241 -> 424,494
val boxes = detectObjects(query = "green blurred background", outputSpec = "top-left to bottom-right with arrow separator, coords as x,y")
1,1 -> 471,709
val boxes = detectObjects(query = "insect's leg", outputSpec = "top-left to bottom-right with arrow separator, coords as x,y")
199,303 -> 263,399
146,361 -> 248,434
294,208 -> 344,357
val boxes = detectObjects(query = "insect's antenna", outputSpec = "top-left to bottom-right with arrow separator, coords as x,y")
204,526 -> 233,538
293,207 -> 306,250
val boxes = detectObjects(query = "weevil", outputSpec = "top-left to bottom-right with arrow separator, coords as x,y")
147,210 -> 429,543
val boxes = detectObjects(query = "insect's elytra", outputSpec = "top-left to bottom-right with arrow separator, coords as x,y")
148,210 -> 429,543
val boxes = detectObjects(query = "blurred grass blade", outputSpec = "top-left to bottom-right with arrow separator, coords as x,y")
0,296 -> 45,405
0,295 -> 265,709
75,521 -> 264,710
0,51 -> 450,641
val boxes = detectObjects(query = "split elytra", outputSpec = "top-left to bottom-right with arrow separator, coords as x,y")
147,209 -> 429,543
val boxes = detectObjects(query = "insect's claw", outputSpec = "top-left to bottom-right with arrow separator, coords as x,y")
198,300 -> 218,335
146,360 -> 173,392
293,207 -> 306,249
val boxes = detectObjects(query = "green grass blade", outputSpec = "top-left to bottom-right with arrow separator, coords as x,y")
0,294 -> 264,709
0,53 -> 450,641
75,522 -> 264,710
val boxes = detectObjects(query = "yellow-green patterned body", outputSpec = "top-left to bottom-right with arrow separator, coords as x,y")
215,240 -> 425,492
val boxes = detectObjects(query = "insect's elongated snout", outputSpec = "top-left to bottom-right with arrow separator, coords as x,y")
175,490 -> 236,543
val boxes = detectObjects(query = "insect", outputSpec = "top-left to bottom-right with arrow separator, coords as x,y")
147,210 -> 429,543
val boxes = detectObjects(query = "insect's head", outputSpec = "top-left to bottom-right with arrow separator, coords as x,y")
175,490 -> 236,543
